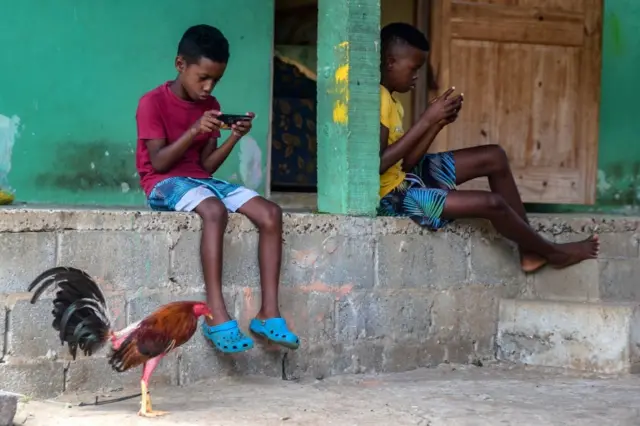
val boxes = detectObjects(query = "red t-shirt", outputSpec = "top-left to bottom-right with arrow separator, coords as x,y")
135,81 -> 221,196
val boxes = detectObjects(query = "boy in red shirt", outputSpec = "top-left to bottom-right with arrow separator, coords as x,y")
135,25 -> 299,353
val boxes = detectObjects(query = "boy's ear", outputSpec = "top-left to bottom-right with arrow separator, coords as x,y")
175,55 -> 186,73
384,53 -> 395,70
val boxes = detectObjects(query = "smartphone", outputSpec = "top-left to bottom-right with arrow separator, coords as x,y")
218,114 -> 253,126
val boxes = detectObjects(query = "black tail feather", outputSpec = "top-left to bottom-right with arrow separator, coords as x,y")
28,267 -> 112,360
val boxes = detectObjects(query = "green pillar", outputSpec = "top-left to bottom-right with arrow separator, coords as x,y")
317,0 -> 381,216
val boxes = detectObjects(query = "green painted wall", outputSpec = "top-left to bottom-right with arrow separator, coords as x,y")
0,0 -> 273,206
528,0 -> 640,215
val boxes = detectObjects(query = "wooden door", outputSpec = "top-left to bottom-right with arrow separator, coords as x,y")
428,0 -> 603,204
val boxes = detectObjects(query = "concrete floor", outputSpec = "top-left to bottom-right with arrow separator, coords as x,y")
12,363 -> 640,426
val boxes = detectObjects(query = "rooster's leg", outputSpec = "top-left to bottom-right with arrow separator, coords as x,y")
138,356 -> 168,417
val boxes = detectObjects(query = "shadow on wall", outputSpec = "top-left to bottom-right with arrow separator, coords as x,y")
31,135 -> 265,195
34,140 -> 139,193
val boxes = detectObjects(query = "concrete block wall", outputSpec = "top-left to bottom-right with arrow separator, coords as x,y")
514,216 -> 640,302
494,216 -> 640,373
0,208 -> 637,397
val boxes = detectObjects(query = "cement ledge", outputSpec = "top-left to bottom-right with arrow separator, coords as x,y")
0,206 -> 637,234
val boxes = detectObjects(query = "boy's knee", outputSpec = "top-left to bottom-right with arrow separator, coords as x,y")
485,193 -> 508,213
196,198 -> 228,223
259,201 -> 283,231
486,144 -> 509,169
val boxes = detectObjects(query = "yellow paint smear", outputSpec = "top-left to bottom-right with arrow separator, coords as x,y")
335,64 -> 349,84
333,100 -> 348,124
331,41 -> 350,125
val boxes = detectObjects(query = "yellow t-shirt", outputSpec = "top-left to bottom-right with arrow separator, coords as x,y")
379,85 -> 407,198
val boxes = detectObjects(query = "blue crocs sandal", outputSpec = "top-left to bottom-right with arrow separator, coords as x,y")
249,317 -> 300,350
202,320 -> 254,353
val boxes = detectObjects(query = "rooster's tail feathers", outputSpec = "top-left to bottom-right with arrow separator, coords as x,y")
28,266 -> 106,304
28,267 -> 112,359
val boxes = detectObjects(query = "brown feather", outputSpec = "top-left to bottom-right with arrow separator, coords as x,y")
108,302 -> 199,372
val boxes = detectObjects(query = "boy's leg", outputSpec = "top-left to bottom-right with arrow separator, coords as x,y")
233,195 -> 300,350
235,197 -> 282,319
440,190 -> 599,268
193,198 -> 231,325
196,196 -> 255,353
451,145 -> 548,271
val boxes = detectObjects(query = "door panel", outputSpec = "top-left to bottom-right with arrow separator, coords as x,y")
429,0 -> 602,204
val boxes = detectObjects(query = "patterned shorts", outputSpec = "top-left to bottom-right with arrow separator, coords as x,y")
378,152 -> 457,230
148,177 -> 259,213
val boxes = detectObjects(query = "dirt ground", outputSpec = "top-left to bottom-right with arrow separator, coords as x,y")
13,363 -> 640,426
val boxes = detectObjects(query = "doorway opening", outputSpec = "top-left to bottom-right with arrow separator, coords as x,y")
268,0 -> 419,209
270,0 -> 319,199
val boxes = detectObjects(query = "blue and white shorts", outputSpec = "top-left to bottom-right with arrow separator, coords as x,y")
148,177 -> 259,213
378,152 -> 457,231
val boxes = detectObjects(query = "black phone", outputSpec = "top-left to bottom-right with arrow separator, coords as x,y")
218,114 -> 252,126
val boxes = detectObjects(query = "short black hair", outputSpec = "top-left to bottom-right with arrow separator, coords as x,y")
177,24 -> 230,64
381,22 -> 430,54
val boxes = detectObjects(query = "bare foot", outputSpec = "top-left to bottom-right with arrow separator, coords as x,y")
548,235 -> 600,269
520,251 -> 547,273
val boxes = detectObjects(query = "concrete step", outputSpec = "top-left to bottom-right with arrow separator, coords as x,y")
496,298 -> 640,374
0,391 -> 18,426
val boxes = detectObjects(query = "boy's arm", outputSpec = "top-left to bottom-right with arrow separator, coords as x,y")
137,97 -> 220,173
379,121 -> 432,174
200,112 -> 255,174
379,88 -> 461,174
401,122 -> 445,172
200,134 -> 241,174
145,130 -> 198,173
402,97 -> 462,172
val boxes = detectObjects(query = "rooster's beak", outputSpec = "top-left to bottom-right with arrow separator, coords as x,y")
206,314 -> 214,321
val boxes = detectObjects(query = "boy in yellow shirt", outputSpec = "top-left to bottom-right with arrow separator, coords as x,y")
378,23 -> 599,271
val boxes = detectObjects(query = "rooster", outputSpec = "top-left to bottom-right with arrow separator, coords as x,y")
28,266 -> 213,417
